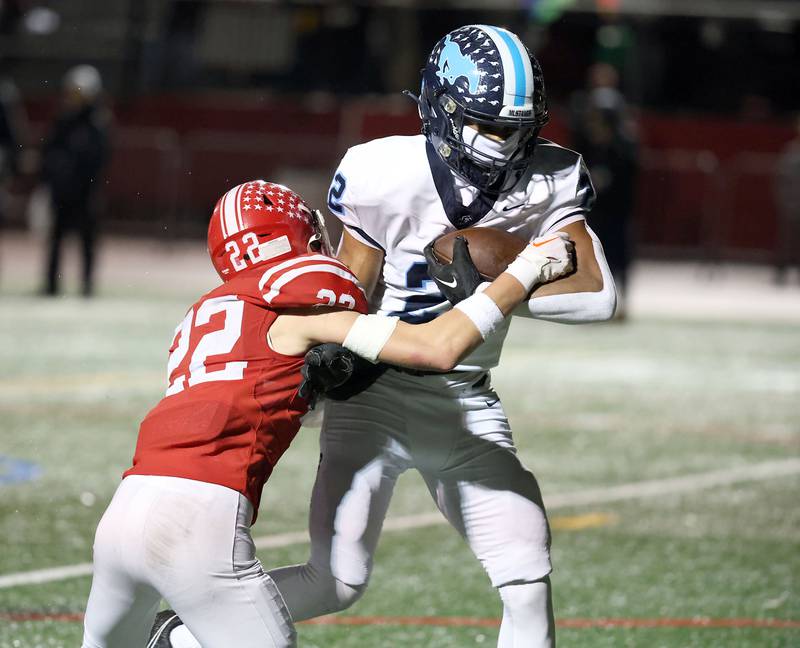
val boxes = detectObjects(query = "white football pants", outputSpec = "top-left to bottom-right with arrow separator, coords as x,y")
82,475 -> 296,648
269,369 -> 554,645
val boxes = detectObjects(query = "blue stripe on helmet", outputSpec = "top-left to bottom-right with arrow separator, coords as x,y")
495,29 -> 527,107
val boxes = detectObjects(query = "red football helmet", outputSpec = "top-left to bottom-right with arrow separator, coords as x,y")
207,180 -> 332,281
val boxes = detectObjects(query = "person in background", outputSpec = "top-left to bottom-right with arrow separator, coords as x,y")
570,62 -> 638,316
0,74 -> 25,283
40,64 -> 110,297
774,115 -> 800,284
0,76 -> 23,216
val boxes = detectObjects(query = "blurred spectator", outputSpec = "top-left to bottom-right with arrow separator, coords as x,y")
570,62 -> 639,315
0,75 -> 26,285
40,65 -> 110,297
774,115 -> 800,285
0,76 -> 24,221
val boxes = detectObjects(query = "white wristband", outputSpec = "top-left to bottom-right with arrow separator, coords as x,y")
342,314 -> 399,364
504,253 -> 545,292
454,292 -> 504,340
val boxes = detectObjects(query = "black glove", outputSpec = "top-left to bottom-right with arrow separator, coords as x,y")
423,236 -> 483,305
298,343 -> 388,408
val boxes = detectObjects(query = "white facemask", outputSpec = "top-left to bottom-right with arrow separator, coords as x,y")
461,125 -> 522,162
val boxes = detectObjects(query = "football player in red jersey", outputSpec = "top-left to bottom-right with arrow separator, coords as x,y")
81,180 -> 575,648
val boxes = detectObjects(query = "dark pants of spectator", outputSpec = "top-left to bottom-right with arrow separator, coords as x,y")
775,212 -> 800,284
590,208 -> 632,296
45,200 -> 96,296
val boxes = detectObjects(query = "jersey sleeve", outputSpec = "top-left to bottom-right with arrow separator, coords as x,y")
537,144 -> 596,234
326,147 -> 385,251
257,254 -> 368,313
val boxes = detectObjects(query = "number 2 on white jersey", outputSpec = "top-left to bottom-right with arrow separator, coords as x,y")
165,296 -> 247,396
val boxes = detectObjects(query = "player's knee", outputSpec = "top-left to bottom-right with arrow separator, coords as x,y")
313,567 -> 367,612
498,577 -> 551,611
332,578 -> 366,611
272,561 -> 367,617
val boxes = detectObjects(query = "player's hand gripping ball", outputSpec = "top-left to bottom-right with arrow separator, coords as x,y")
431,227 -> 527,281
423,235 -> 482,305
426,227 -> 530,305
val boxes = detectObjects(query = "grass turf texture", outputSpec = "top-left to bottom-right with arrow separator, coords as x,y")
0,292 -> 798,647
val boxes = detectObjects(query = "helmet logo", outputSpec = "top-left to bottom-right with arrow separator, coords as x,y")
436,35 -> 481,94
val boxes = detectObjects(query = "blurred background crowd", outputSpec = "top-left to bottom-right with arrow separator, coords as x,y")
0,0 -> 798,299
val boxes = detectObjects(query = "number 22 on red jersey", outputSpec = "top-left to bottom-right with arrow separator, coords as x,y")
165,295 -> 247,396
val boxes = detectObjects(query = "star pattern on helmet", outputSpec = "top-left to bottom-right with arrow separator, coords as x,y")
238,182 -> 312,223
428,25 -> 506,115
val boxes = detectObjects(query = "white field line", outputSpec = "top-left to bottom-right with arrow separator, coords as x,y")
1,458 -> 798,590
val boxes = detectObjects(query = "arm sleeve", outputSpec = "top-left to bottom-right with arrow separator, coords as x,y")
514,224 -> 617,324
326,148 -> 385,251
538,153 -> 596,234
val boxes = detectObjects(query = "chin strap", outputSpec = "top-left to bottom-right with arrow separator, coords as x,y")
402,90 -> 430,136
401,89 -> 421,106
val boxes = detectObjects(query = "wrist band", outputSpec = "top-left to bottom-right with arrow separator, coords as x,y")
342,314 -> 399,363
504,249 -> 545,293
454,292 -> 505,340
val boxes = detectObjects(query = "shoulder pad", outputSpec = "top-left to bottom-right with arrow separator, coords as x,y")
257,254 -> 368,312
531,140 -> 584,177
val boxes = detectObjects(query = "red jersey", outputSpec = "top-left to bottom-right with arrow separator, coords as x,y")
124,254 -> 367,519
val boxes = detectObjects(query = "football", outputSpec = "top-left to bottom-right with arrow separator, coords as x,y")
432,227 -> 527,281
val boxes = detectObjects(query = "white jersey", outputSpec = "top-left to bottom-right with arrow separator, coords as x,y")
327,134 -> 594,371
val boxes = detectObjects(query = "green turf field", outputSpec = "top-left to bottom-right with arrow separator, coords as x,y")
1,279 -> 798,647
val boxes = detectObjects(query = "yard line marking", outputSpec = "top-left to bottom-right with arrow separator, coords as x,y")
550,512 -> 617,530
544,458 -> 800,509
301,615 -> 800,629
0,563 -> 95,589
1,457 -> 798,590
1,612 -> 798,629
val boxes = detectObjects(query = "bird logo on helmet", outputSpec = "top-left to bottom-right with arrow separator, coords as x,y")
207,180 -> 332,281
407,25 -> 549,194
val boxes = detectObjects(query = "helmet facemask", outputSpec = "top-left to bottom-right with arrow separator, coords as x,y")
420,83 -> 544,194
308,208 -> 333,256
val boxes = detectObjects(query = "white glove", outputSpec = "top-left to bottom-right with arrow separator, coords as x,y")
503,231 -> 575,292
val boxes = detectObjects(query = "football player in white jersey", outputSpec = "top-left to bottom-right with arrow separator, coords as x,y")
257,25 -> 618,648
263,25 -> 617,648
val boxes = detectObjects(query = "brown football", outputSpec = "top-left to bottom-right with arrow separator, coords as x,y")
432,227 -> 527,281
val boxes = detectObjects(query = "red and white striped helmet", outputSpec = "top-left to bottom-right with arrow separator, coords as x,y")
207,180 -> 332,281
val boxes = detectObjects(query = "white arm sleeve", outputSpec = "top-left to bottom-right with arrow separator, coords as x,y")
514,224 -> 617,324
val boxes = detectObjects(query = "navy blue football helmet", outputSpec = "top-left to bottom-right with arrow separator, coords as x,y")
410,25 -> 549,193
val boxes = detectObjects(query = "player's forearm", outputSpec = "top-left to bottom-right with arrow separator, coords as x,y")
517,284 -> 616,323
379,273 -> 527,371
378,316 -> 482,372
481,273 -> 530,314
515,227 -> 617,323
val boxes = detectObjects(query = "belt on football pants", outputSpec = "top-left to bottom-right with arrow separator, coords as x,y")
389,365 -> 489,388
